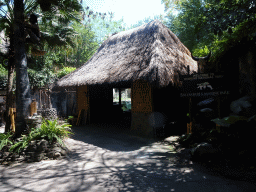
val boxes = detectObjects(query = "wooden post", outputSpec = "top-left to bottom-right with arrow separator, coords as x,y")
9,108 -> 15,132
30,99 -> 37,116
39,89 -> 41,109
119,88 -> 122,110
187,97 -> 193,134
217,96 -> 221,118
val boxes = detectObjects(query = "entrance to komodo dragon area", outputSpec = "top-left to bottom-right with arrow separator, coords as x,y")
53,20 -> 199,137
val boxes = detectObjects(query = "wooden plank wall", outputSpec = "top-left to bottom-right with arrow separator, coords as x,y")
77,85 -> 90,124
131,80 -> 153,136
131,80 -> 152,113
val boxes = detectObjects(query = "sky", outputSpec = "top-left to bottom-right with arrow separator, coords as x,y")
83,0 -> 166,27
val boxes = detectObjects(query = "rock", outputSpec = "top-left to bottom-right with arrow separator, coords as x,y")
34,153 -> 44,162
230,96 -> 256,117
52,146 -> 62,153
197,97 -> 215,107
60,149 -> 67,156
47,151 -> 55,159
36,144 -> 44,152
26,152 -> 35,159
16,156 -> 25,162
3,152 -> 9,158
191,142 -> 220,163
54,152 -> 61,159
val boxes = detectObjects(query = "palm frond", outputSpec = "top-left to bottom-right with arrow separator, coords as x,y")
24,0 -> 39,16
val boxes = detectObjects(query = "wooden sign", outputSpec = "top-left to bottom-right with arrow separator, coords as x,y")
179,73 -> 230,98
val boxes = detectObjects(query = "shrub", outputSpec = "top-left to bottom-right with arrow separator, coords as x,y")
39,119 -> 72,145
0,132 -> 13,151
9,119 -> 72,154
57,67 -> 76,78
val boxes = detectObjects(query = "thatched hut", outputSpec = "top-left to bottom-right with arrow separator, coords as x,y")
53,20 -> 198,136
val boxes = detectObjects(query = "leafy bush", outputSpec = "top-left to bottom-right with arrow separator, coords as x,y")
39,119 -> 72,145
57,67 -> 76,78
9,119 -> 72,154
0,64 -> 8,88
28,68 -> 57,88
0,132 -> 13,151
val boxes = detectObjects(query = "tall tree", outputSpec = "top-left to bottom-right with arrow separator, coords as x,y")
12,0 -> 82,136
129,15 -> 165,29
162,0 -> 256,57
13,0 -> 30,136
1,0 -> 82,133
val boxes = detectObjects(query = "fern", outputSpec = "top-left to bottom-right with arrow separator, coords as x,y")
5,118 -> 73,155
0,132 -> 13,151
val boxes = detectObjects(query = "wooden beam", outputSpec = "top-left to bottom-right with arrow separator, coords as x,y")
119,88 -> 122,110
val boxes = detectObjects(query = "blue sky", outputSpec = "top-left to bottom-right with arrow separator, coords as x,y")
83,0 -> 166,27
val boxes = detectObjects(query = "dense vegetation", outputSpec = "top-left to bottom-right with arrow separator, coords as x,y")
162,0 -> 256,62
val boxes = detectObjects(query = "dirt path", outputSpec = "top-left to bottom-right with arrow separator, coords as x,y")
1,124 -> 256,192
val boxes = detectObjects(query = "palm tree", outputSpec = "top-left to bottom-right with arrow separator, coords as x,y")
0,0 -> 82,135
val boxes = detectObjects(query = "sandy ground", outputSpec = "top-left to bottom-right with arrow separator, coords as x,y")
1,124 -> 256,192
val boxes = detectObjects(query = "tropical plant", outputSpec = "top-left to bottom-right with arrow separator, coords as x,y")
129,15 -> 165,29
0,132 -> 13,151
82,9 -> 126,44
9,118 -> 72,153
57,66 -> 76,78
0,63 -> 7,88
162,0 -> 256,61
0,0 -> 82,135
39,118 -> 72,146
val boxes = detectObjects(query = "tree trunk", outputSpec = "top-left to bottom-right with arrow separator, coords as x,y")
4,56 -> 15,133
14,0 -> 31,137
4,34 -> 15,133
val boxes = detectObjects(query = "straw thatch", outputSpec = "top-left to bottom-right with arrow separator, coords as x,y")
55,20 -> 197,88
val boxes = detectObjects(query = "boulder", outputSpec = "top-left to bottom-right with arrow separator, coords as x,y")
34,153 -> 44,162
230,96 -> 256,117
197,97 -> 215,107
191,142 -> 221,163
54,152 -> 61,159
39,140 -> 49,151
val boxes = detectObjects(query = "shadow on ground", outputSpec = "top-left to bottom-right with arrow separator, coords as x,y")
70,123 -> 156,152
1,124 -> 256,192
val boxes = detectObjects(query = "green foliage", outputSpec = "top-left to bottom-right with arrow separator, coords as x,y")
129,15 -> 165,29
193,45 -> 210,57
56,66 -> 76,78
82,8 -> 126,44
0,63 -> 7,76
163,0 -> 256,64
0,0 -> 84,89
0,132 -> 13,151
0,63 -> 7,88
9,119 -> 72,153
68,116 -> 74,120
164,0 -> 215,52
39,119 -> 72,146
212,115 -> 248,127
28,67 -> 57,88
9,133 -> 33,153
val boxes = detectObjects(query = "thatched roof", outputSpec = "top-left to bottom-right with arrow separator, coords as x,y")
55,20 -> 197,88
